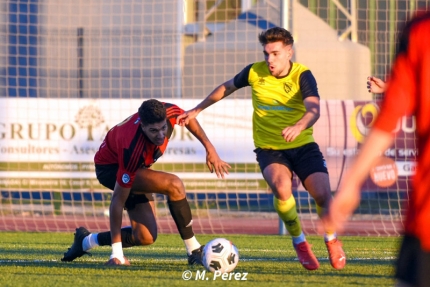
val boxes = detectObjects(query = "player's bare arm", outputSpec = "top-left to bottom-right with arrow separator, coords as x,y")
323,128 -> 394,233
185,118 -> 231,178
281,96 -> 320,142
107,182 -> 131,265
177,78 -> 238,126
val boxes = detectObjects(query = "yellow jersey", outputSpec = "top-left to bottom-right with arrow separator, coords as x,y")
233,61 -> 319,150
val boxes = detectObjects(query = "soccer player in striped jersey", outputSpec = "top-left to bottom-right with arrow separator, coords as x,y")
178,27 -> 346,270
323,11 -> 430,286
61,99 -> 230,266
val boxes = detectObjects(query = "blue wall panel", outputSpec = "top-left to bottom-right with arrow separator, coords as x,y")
8,0 -> 38,97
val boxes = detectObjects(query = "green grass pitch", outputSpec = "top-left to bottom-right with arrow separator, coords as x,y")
0,232 -> 399,286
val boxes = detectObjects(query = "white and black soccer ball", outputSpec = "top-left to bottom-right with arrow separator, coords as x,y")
202,238 -> 239,273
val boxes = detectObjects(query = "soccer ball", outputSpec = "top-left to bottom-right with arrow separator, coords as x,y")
202,238 -> 239,273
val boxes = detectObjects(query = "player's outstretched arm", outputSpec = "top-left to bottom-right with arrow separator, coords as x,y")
185,118 -> 231,179
322,128 -> 394,233
177,79 -> 238,126
105,183 -> 131,266
367,76 -> 387,94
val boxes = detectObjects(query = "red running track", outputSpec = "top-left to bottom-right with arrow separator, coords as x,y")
0,215 -> 403,236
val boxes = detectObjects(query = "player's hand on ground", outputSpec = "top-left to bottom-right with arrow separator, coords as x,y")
281,125 -> 302,142
367,76 -> 386,94
206,149 -> 231,179
105,256 -> 131,266
321,182 -> 362,234
177,109 -> 199,127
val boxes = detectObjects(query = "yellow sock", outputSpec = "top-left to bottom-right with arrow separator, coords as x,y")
273,196 -> 302,237
315,204 -> 325,218
316,204 -> 336,240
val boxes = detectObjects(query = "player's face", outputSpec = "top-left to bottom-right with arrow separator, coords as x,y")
141,120 -> 167,146
263,41 -> 293,78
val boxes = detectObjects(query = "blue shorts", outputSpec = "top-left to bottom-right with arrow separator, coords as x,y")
254,142 -> 328,184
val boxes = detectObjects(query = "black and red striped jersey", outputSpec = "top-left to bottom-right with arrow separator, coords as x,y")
94,102 -> 184,188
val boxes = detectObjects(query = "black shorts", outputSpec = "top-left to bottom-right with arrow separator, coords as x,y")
95,164 -> 154,210
395,234 -> 430,286
254,142 -> 328,184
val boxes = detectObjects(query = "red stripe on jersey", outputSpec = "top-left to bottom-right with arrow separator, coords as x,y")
127,134 -> 145,172
166,106 -> 183,119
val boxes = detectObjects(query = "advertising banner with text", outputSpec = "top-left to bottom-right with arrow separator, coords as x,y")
0,99 -> 416,193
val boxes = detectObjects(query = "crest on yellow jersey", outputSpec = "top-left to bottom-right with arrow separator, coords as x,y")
284,82 -> 292,93
258,77 -> 265,85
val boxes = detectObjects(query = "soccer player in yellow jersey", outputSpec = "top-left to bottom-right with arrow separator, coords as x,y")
178,27 -> 345,270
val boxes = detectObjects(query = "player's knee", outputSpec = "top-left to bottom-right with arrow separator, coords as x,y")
134,231 -> 157,246
166,176 -> 186,199
271,184 -> 292,199
312,192 -> 331,207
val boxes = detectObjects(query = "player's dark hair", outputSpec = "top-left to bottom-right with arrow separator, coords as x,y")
138,99 -> 166,125
258,27 -> 294,46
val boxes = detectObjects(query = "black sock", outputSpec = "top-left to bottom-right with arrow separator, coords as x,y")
168,198 -> 194,240
96,227 -> 135,248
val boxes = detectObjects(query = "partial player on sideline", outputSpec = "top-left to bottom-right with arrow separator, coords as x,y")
323,11 -> 430,287
61,99 -> 230,266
